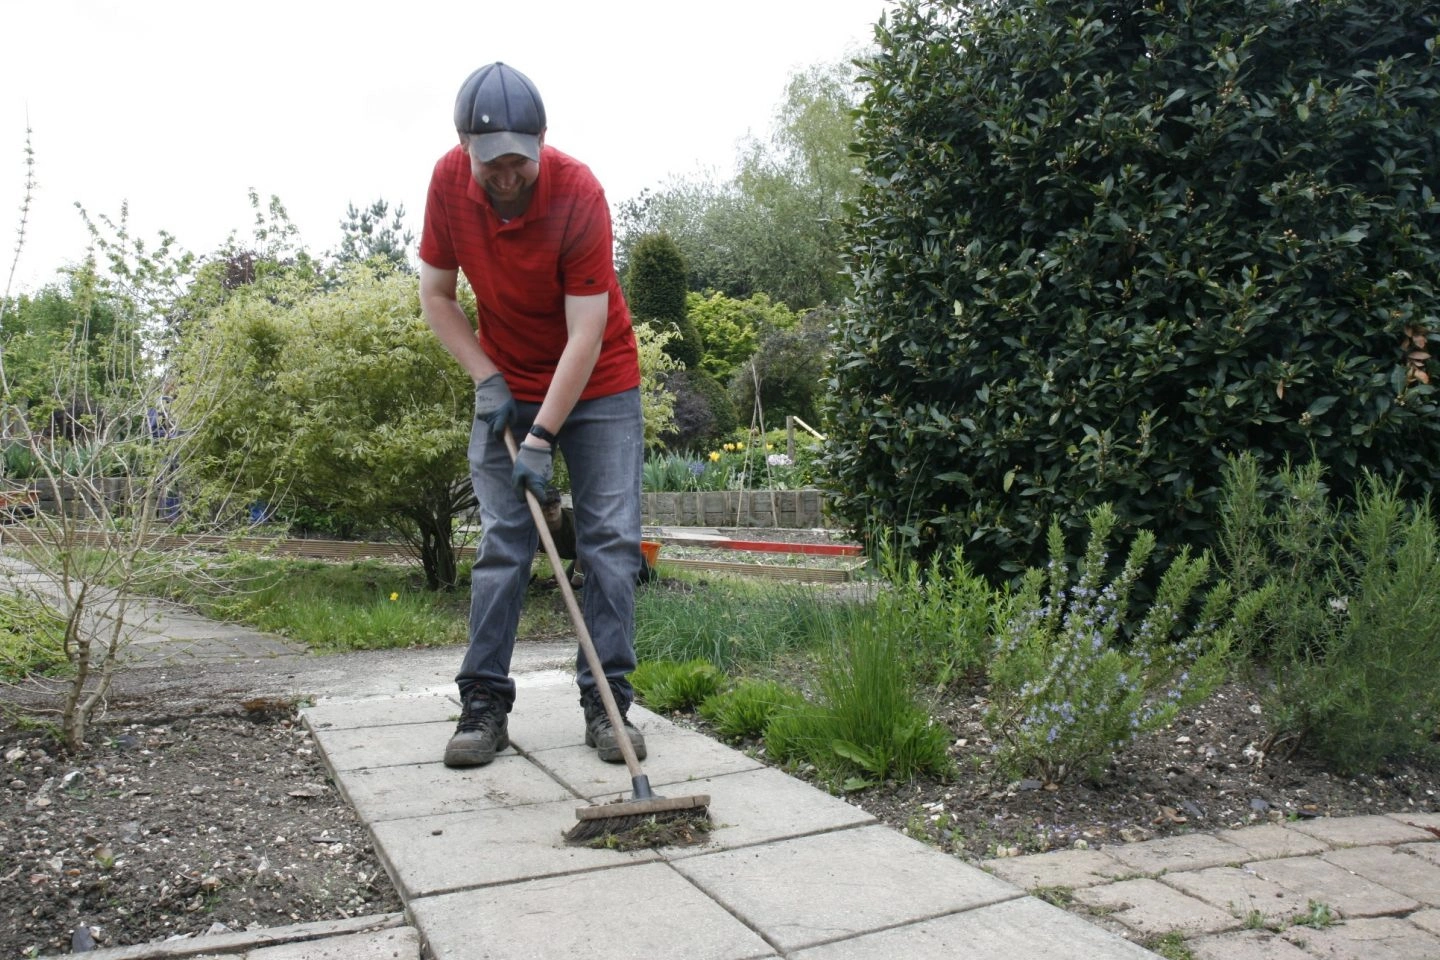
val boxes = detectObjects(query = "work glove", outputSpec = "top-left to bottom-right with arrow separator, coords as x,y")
473,373 -> 516,437
512,442 -> 554,501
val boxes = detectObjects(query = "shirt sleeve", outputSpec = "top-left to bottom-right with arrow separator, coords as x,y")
418,161 -> 460,271
558,186 -> 617,296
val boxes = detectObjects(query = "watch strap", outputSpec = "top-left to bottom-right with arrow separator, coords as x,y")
528,423 -> 558,444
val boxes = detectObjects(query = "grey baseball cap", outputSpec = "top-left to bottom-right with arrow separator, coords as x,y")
454,62 -> 546,163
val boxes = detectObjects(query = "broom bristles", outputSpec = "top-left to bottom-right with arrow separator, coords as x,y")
564,803 -> 712,845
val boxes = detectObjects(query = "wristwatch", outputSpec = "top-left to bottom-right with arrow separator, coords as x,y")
528,423 -> 559,444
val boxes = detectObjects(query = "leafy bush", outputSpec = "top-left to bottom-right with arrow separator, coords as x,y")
659,369 -> 738,451
176,264 -> 474,589
729,306 -> 830,430
985,505 -> 1252,783
698,680 -> 807,741
630,659 -> 726,712
686,291 -> 796,382
870,541 -> 999,690
635,322 -> 681,449
0,593 -> 66,681
1218,454 -> 1440,773
641,453 -> 704,493
827,0 -> 1440,578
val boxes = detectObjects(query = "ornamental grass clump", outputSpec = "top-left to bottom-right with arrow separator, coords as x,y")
630,659 -> 726,712
698,679 -> 807,741
761,616 -> 954,788
985,504 -> 1262,783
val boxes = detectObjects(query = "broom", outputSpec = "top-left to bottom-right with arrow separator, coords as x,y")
503,432 -> 711,844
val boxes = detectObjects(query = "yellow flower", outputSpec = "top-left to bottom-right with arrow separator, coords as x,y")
389,592 -> 399,602
736,442 -> 745,450
723,443 -> 734,452
709,451 -> 721,462
765,443 -> 774,451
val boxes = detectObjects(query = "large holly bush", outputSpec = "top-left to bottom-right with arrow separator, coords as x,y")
826,0 -> 1440,576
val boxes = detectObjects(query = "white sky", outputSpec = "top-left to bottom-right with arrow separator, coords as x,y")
1,0 -> 890,294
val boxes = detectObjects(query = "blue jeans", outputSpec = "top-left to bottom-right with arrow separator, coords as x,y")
456,388 -> 643,710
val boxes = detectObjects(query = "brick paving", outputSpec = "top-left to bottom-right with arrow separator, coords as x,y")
983,813 -> 1440,958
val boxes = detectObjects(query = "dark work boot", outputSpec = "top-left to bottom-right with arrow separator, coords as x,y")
580,686 -> 646,763
444,690 -> 509,768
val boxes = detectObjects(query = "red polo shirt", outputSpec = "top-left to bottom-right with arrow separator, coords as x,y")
419,144 -> 640,403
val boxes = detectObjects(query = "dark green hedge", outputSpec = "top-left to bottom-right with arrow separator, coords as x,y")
825,0 -> 1440,576
626,232 -> 704,369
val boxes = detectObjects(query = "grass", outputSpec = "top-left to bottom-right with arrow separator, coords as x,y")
633,576 -> 851,670
1294,900 -> 1337,929
72,547 -> 845,661
129,552 -> 477,653
1143,932 -> 1194,960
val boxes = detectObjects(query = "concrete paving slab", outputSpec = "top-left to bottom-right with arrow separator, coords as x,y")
310,720 -> 463,772
1410,909 -> 1440,937
1186,929 -> 1314,960
980,848 -> 1130,891
125,637 -> 300,665
1215,824 -> 1331,861
135,616 -> 250,641
1105,833 -> 1249,876
1322,845 -> 1440,907
531,727 -> 763,799
652,766 -> 876,859
1247,855 -> 1421,917
245,925 -> 421,959
1072,878 -> 1240,937
335,755 -> 574,823
304,693 -> 456,731
1281,916 -> 1440,960
369,799 -> 660,899
66,915 -> 412,960
1402,841 -> 1440,867
1286,814 -> 1434,848
1388,812 -> 1440,833
671,824 -> 1019,953
1159,865 -> 1314,925
409,861 -> 777,960
786,895 -> 1160,959
505,683 -> 592,753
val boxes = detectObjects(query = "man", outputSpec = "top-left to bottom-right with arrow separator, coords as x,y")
418,62 -> 646,769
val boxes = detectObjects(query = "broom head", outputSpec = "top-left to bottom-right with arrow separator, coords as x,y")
564,792 -> 711,846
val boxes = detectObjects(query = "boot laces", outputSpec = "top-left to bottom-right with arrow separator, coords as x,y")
457,693 -> 503,734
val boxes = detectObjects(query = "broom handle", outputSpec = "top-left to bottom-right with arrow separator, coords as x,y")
503,431 -> 650,788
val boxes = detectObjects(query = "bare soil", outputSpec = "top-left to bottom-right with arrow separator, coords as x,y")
680,677 -> 1440,861
0,700 -> 400,959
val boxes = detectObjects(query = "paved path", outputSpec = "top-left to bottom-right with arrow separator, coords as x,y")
294,675 -> 1440,960
299,675 -> 1161,960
